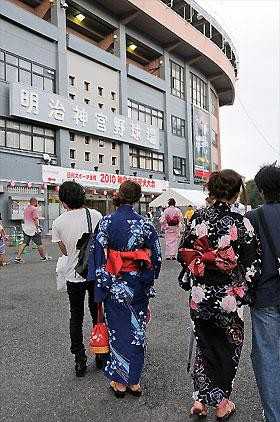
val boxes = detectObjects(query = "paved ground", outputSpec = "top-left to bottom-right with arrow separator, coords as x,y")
1,243 -> 263,422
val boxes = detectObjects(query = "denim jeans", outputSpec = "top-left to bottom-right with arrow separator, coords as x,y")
67,281 -> 97,355
251,306 -> 280,422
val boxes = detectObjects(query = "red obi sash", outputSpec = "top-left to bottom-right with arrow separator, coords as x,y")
106,248 -> 152,276
179,236 -> 237,277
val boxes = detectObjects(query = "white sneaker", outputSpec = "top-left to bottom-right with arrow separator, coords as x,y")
14,257 -> 24,264
40,256 -> 52,261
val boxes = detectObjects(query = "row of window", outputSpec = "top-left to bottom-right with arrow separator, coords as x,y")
69,149 -> 118,166
0,119 -> 55,154
69,148 -> 117,165
128,99 -> 164,130
69,93 -> 117,112
69,76 -> 117,99
129,147 -> 164,172
170,62 -> 209,113
70,133 -> 117,150
0,48 -> 219,117
0,49 -> 55,93
129,147 -> 187,177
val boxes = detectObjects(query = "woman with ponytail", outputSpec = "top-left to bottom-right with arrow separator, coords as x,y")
90,180 -> 162,398
178,169 -> 260,420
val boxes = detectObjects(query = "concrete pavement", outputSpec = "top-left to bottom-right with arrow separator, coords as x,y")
1,244 -> 263,422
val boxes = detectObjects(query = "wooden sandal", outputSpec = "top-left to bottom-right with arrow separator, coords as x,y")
127,385 -> 142,397
110,381 -> 126,399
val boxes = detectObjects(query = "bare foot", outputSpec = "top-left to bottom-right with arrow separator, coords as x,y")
216,399 -> 236,419
190,400 -> 208,416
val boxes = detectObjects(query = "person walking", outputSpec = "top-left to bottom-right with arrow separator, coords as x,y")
184,205 -> 195,222
0,219 -> 9,266
160,198 -> 183,259
246,164 -> 280,422
52,181 -> 102,377
178,170 -> 260,420
14,197 -> 50,263
89,180 -> 161,398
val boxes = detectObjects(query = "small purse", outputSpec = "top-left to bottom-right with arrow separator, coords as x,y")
89,303 -> 109,354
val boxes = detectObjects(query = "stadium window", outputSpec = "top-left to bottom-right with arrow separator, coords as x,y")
171,115 -> 185,137
191,73 -> 208,110
173,156 -> 186,176
129,147 -> 164,172
127,99 -> 164,130
170,61 -> 185,99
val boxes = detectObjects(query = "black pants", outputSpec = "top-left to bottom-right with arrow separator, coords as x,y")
67,281 -> 98,355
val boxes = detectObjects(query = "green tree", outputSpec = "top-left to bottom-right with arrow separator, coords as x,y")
240,179 -> 263,209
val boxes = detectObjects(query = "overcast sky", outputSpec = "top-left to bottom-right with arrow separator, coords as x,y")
196,0 -> 280,179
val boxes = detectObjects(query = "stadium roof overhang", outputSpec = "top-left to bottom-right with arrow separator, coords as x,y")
94,0 -> 237,106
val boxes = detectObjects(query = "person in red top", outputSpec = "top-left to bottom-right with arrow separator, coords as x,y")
15,197 -> 50,263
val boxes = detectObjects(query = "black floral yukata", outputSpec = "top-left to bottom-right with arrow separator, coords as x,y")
178,202 -> 260,407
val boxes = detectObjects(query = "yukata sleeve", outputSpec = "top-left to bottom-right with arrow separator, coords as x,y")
90,216 -> 112,302
143,221 -> 162,279
178,214 -> 198,291
238,217 -> 261,293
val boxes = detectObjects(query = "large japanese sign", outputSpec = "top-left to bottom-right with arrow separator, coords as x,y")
42,165 -> 169,194
9,83 -> 160,150
192,106 -> 211,179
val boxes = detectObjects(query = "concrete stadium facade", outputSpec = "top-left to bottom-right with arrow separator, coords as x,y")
0,0 -> 238,228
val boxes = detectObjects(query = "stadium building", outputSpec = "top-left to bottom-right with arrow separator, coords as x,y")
0,0 -> 238,228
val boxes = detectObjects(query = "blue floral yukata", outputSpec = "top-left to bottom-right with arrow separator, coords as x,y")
178,202 -> 261,407
88,205 -> 161,385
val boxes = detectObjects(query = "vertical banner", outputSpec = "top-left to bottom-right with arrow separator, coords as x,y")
192,106 -> 211,179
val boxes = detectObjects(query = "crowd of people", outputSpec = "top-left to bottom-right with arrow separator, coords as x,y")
1,163 -> 280,422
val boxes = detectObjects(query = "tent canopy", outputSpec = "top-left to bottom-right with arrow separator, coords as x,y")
149,188 -> 206,208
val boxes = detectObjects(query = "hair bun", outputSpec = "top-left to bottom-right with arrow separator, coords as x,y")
206,169 -> 242,201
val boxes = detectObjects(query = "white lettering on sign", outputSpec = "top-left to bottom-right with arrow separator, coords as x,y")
113,117 -> 126,137
42,165 -> 169,193
20,89 -> 39,115
146,127 -> 157,146
73,106 -> 88,127
131,121 -> 141,142
48,99 -> 65,122
95,113 -> 108,132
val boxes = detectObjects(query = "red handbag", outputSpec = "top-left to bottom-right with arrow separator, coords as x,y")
89,303 -> 109,354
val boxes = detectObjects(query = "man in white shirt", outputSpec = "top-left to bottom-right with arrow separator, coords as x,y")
52,181 -> 102,377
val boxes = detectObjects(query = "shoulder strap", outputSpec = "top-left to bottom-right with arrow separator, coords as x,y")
85,208 -> 93,233
256,207 -> 280,262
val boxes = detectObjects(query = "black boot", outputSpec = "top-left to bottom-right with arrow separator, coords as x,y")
75,351 -> 87,377
95,354 -> 103,370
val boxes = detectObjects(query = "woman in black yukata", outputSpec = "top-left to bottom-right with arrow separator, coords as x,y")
178,170 -> 261,421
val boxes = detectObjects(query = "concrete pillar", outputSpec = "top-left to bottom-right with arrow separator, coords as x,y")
162,51 -> 171,180
185,64 -> 195,186
116,23 -> 129,175
207,82 -> 213,172
51,0 -> 69,168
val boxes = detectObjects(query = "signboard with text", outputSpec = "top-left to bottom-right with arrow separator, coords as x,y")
192,106 -> 211,179
9,83 -> 160,150
42,165 -> 169,194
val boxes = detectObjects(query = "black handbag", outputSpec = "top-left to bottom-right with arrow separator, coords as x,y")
75,208 -> 93,278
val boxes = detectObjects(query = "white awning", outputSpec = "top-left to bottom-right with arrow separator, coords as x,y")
149,188 -> 206,208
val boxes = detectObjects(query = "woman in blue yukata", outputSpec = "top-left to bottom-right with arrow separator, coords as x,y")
178,170 -> 261,420
90,180 -> 162,398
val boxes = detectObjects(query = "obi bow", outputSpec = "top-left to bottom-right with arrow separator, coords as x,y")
179,236 -> 237,277
106,248 -> 152,276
